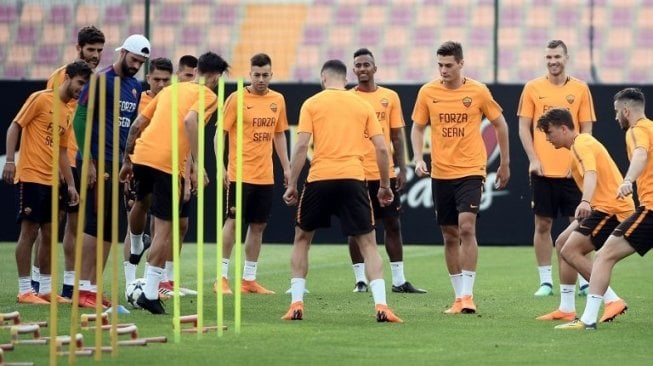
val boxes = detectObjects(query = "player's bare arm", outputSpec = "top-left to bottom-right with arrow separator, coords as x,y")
410,122 -> 429,177
284,132 -> 311,206
273,131 -> 291,187
580,121 -> 594,134
390,127 -> 407,191
576,170 -> 597,219
518,116 -> 542,176
617,147 -> 647,199
2,121 -> 20,184
371,134 -> 394,207
491,114 -> 511,189
183,110 -> 200,189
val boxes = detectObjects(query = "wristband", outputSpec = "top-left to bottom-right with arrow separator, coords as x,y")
380,185 -> 390,189
5,161 -> 14,164
581,199 -> 591,204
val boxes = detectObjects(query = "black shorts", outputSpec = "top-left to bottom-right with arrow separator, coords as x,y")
180,178 -> 192,219
16,182 -> 52,224
574,211 -> 621,250
132,164 -> 183,221
367,178 -> 401,219
296,179 -> 374,236
83,167 -> 125,242
225,182 -> 273,224
611,206 -> 653,256
59,167 -> 80,213
530,174 -> 581,218
431,176 -> 483,226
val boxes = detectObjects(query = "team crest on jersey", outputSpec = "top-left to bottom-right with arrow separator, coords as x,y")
566,94 -> 575,104
380,98 -> 389,108
24,207 -> 32,215
462,96 -> 472,108
132,88 -> 138,98
270,103 -> 277,113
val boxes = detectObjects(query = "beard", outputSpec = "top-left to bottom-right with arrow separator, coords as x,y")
120,58 -> 139,78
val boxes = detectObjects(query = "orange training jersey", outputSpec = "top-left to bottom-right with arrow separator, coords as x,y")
222,88 -> 289,184
352,86 -> 404,180
47,64 -> 79,167
138,91 -> 154,114
625,118 -> 653,208
298,89 -> 382,182
412,78 -> 503,179
131,82 -> 217,174
517,76 -> 596,177
570,134 -> 634,221
14,89 -> 73,185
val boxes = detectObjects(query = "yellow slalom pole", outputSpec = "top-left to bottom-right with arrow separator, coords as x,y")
196,77 -> 206,339
171,75 -> 181,343
49,78 -> 61,366
69,75 -> 96,364
94,73 -> 107,361
215,77 -> 225,337
110,77 -> 121,357
234,79 -> 244,334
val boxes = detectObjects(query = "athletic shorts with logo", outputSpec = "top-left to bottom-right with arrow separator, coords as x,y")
367,178 -> 401,219
296,179 -> 374,236
611,206 -> 653,256
15,182 -> 52,224
574,210 -> 621,250
225,181 -> 273,224
530,174 -> 581,218
431,176 -> 483,226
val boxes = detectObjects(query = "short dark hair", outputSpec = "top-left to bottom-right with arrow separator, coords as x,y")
149,57 -> 173,74
547,40 -> 568,55
65,60 -> 93,80
353,48 -> 374,60
178,55 -> 198,69
250,53 -> 271,67
321,59 -> 347,76
536,107 -> 574,133
437,41 -> 464,62
614,87 -> 646,106
77,26 -> 105,47
198,52 -> 230,74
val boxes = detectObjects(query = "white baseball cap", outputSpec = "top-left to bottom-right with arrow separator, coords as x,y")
115,34 -> 151,58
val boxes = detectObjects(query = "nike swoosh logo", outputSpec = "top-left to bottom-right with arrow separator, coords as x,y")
470,204 -> 478,209
579,225 -> 590,230
432,100 -> 439,103
538,96 -> 547,99
246,105 -> 254,109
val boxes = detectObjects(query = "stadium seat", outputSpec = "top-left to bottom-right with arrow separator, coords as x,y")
76,4 -> 99,26
333,6 -> 359,26
187,4 -> 211,25
41,23 -> 66,46
0,4 -> 17,23
20,3 -> 44,24
49,5 -> 71,24
0,23 -> 9,43
159,4 -> 183,25
413,26 -> 435,47
358,28 -> 383,48
302,26 -> 324,46
16,24 -> 38,44
36,45 -> 60,66
4,63 -> 28,79
214,5 -> 238,26
181,25 -> 203,46
389,6 -> 413,26
360,6 -> 386,27
105,5 -> 128,24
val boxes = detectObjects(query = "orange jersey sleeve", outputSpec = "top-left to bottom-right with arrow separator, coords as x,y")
626,118 -> 653,207
298,89 -> 380,182
352,86 -> 404,180
14,90 -> 74,185
570,134 -> 634,220
411,78 -> 502,179
131,83 -> 217,174
138,91 -> 154,115
517,76 -> 597,177
222,88 -> 289,184
47,65 -> 79,167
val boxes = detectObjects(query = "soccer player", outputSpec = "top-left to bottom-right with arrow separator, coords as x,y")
3,60 -> 92,304
73,34 -> 150,309
348,48 -> 425,294
410,41 -> 510,314
557,88 -> 653,330
33,25 -> 105,298
517,40 -> 596,297
282,59 -> 402,323
216,53 -> 290,295
120,52 -> 228,314
177,55 -> 198,82
123,57 -> 172,290
534,108 -> 631,323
